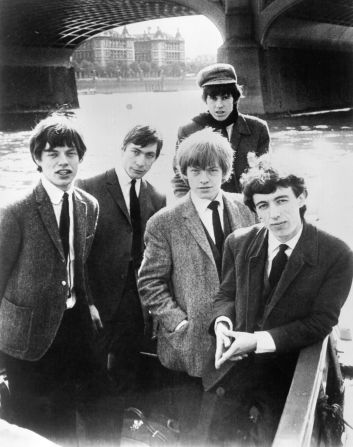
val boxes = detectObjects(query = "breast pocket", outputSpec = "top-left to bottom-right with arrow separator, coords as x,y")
0,297 -> 33,353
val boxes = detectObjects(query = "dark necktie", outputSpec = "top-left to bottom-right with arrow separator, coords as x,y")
208,200 -> 224,254
59,192 -> 70,261
130,179 -> 142,266
269,244 -> 288,289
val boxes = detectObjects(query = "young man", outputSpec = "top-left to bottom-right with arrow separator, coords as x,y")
0,115 -> 121,444
77,125 -> 166,398
138,128 -> 255,440
172,63 -> 270,197
203,156 -> 353,445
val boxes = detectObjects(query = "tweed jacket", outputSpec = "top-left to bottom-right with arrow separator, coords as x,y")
77,169 -> 166,323
0,181 -> 99,361
203,222 -> 353,390
138,192 -> 255,377
172,113 -> 270,197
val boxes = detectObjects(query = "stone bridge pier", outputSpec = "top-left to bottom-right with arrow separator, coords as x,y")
220,0 -> 353,115
0,45 -> 78,129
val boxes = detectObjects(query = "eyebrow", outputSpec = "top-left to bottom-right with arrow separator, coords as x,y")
255,194 -> 290,206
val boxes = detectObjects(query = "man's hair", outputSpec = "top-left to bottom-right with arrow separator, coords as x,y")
241,154 -> 308,217
121,125 -> 163,158
202,83 -> 242,103
177,128 -> 234,182
29,114 -> 86,172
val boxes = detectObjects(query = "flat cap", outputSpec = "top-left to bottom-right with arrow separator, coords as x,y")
197,63 -> 237,88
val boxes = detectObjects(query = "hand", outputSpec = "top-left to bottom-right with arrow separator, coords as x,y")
215,322 -> 234,369
216,331 -> 257,369
89,304 -> 103,332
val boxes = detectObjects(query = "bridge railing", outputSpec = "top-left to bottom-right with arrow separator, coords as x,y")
273,335 -> 334,447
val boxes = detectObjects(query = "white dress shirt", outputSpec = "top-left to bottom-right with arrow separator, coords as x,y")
190,190 -> 224,244
216,225 -> 303,353
114,165 -> 141,212
41,176 -> 76,308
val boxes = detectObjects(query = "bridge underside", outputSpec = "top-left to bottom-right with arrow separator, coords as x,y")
1,0 -> 353,129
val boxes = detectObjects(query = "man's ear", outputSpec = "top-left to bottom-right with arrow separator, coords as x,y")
297,192 -> 307,207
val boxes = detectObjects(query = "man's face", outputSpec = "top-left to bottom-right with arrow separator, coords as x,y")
186,164 -> 223,200
35,145 -> 80,191
122,142 -> 158,179
206,93 -> 234,122
253,187 -> 305,242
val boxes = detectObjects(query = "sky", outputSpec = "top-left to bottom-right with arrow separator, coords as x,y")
117,15 -> 223,59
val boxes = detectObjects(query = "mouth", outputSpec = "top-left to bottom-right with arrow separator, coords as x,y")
56,169 -> 72,176
271,221 -> 286,228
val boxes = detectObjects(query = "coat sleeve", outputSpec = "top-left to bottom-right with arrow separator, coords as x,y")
270,246 -> 353,352
256,120 -> 271,156
138,215 -> 187,332
0,206 -> 21,302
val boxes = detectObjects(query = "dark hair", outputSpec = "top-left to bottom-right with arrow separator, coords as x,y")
30,114 -> 86,172
202,83 -> 242,103
241,155 -> 308,218
121,125 -> 163,158
177,128 -> 233,183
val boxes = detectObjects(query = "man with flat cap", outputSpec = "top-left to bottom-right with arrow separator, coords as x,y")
172,63 -> 270,197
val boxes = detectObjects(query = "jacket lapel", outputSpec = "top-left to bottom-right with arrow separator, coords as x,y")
222,193 -> 245,234
245,227 -> 268,331
229,114 -> 251,151
73,191 -> 87,263
35,182 -> 65,260
182,195 -> 215,263
139,179 -> 153,227
105,169 -> 131,224
263,223 -> 318,321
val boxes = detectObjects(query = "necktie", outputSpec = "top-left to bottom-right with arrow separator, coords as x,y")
130,179 -> 142,266
208,200 -> 224,254
59,192 -> 70,261
269,244 -> 288,289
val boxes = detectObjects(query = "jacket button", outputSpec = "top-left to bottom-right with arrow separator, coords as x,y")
216,386 -> 225,397
61,280 -> 67,286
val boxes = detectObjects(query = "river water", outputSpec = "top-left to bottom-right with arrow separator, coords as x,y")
1,90 -> 352,245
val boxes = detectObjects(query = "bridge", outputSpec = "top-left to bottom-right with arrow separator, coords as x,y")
1,0 -> 353,128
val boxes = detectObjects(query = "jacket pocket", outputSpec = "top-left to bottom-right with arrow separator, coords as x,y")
0,297 -> 33,353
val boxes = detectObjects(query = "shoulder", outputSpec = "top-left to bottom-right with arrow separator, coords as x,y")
147,198 -> 186,229
312,224 -> 352,256
74,187 -> 99,211
144,180 -> 166,206
0,188 -> 35,218
227,224 -> 263,246
239,113 -> 268,128
178,118 -> 204,138
76,171 -> 108,191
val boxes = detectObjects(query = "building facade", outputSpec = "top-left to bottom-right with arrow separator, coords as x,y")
73,26 -> 185,70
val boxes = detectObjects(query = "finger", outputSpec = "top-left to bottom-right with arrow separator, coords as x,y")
215,336 -> 225,368
223,335 -> 231,348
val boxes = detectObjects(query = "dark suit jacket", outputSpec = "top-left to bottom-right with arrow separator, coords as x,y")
172,113 -> 270,196
77,169 -> 166,323
203,222 -> 353,390
0,182 -> 98,361
138,192 -> 255,377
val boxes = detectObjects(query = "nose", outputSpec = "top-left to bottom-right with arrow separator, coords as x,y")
215,98 -> 223,108
58,153 -> 69,166
199,171 -> 209,183
135,154 -> 145,168
269,203 -> 280,219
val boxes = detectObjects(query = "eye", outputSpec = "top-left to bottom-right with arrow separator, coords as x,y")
146,153 -> 156,159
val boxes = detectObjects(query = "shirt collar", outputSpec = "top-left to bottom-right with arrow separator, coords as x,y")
41,176 -> 74,204
268,224 -> 303,255
190,190 -> 224,215
115,164 -> 141,189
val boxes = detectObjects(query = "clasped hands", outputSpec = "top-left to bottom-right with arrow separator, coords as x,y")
215,322 -> 257,369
